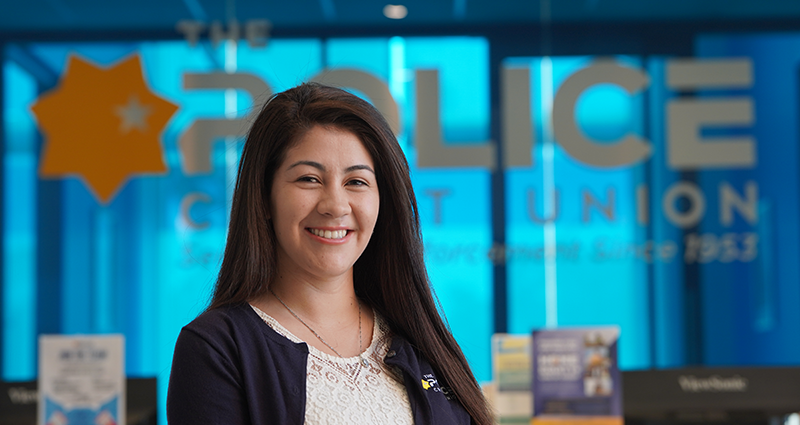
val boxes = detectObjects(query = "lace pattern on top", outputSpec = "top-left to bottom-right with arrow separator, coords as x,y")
250,304 -> 413,425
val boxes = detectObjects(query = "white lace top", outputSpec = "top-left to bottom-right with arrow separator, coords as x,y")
250,305 -> 414,425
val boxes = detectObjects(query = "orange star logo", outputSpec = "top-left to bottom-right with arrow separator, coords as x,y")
31,54 -> 178,203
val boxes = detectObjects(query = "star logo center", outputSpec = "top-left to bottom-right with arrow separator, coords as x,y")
115,95 -> 153,133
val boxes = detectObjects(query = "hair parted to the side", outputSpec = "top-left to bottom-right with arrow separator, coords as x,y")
208,82 -> 491,425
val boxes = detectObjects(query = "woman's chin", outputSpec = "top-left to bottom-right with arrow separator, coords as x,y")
304,262 -> 356,281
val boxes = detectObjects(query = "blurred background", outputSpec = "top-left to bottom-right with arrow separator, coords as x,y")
3,0 -> 800,423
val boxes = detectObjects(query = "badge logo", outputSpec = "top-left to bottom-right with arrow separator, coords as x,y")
31,54 -> 178,203
421,374 -> 439,391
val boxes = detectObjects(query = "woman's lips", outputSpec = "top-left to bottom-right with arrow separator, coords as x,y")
307,228 -> 348,240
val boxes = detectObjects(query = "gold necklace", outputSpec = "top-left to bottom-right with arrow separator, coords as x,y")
269,287 -> 368,367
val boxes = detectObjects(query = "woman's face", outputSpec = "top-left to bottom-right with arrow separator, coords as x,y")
269,125 -> 380,282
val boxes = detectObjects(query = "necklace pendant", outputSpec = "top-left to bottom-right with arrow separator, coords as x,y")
360,357 -> 369,367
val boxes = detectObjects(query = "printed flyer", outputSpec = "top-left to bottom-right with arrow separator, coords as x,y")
531,328 -> 621,425
492,334 -> 533,424
38,335 -> 125,425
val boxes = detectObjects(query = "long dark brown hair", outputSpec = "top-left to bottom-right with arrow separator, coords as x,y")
208,82 -> 492,424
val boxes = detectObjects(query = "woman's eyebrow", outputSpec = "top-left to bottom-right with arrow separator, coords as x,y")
345,164 -> 375,174
288,161 -> 374,175
287,160 -> 325,171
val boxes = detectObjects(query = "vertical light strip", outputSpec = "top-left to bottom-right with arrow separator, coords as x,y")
224,40 -> 237,119
3,62 -> 37,380
3,153 -> 37,379
94,207 -> 113,333
137,180 -> 156,374
540,57 -> 558,328
224,40 -> 238,222
388,36 -> 407,149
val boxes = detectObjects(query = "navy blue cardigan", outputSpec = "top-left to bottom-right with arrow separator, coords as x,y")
167,303 -> 472,424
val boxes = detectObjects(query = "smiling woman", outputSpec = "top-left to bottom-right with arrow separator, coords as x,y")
166,83 -> 492,425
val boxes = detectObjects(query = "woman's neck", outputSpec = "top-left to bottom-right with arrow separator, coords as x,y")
267,273 -> 358,322
250,270 -> 374,358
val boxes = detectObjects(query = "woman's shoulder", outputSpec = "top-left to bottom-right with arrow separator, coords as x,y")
184,303 -> 252,331
181,302 -> 307,352
178,303 -> 264,347
190,302 -> 251,322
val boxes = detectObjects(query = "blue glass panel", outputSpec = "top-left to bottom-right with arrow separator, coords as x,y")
405,37 -> 490,143
327,38 -> 390,76
235,39 -> 323,95
326,38 -> 393,118
645,57 -> 686,368
694,34 -> 800,365
2,60 -> 38,381
505,56 -> 651,370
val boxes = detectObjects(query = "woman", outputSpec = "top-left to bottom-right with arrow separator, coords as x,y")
167,83 -> 492,424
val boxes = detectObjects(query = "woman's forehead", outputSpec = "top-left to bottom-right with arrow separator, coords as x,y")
280,125 -> 374,170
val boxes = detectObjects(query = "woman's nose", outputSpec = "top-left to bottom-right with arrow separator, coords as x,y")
317,186 -> 351,217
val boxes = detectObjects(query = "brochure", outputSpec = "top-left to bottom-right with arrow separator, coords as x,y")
38,335 -> 125,425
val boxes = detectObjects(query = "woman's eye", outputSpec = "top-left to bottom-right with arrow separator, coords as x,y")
347,179 -> 368,187
298,176 -> 319,183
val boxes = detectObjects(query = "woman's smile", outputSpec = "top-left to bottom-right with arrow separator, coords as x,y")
306,227 -> 351,242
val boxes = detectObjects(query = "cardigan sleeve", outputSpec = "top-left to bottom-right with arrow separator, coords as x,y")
167,326 -> 251,425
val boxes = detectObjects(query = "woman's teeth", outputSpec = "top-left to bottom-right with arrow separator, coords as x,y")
310,229 -> 347,239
